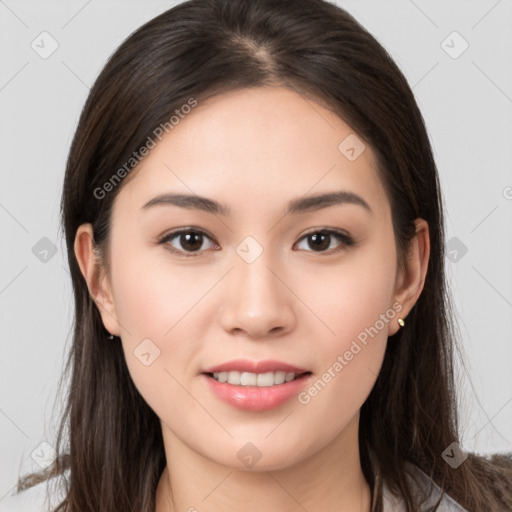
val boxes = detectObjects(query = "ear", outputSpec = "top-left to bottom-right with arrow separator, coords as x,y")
73,223 -> 120,337
388,218 -> 430,336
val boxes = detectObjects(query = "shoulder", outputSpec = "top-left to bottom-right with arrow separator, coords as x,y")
1,470 -> 68,512
382,463 -> 469,512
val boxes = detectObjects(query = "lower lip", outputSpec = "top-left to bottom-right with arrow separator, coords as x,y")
202,373 -> 312,412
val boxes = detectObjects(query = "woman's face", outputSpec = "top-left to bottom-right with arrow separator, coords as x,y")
77,86 -> 427,471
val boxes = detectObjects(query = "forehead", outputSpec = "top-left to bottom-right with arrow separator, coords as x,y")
114,86 -> 388,220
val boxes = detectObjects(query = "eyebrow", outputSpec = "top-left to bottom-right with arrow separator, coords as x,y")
141,190 -> 373,216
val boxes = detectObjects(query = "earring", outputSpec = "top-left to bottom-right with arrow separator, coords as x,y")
398,318 -> 405,328
105,329 -> 117,340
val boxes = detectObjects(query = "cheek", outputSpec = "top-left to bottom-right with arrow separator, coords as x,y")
108,249 -> 207,395
111,256 -> 175,339
305,240 -> 397,346
110,242 -> 211,340
296,240 -> 396,408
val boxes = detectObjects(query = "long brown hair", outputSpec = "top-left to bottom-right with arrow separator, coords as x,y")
15,0 -> 512,510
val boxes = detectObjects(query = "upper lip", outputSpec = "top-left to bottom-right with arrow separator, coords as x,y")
202,359 -> 310,374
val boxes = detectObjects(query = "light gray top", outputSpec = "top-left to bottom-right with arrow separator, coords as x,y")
381,464 -> 469,511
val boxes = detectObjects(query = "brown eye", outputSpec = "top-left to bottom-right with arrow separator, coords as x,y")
295,230 -> 354,254
177,231 -> 204,252
158,229 -> 217,257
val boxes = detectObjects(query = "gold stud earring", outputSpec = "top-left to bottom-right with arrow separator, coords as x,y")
398,318 -> 405,328
105,328 -> 116,340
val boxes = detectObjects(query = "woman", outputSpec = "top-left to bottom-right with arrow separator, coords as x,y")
5,0 -> 512,510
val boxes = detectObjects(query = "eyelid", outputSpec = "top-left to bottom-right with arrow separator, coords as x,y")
156,227 -> 218,257
156,227 -> 355,257
296,228 -> 355,254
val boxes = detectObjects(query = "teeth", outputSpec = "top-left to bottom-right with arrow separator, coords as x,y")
241,372 -> 257,386
227,372 -> 241,385
212,371 -> 300,386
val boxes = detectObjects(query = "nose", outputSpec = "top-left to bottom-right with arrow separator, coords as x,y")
218,250 -> 297,339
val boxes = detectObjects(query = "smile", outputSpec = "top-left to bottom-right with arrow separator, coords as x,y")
203,372 -> 313,412
209,371 -> 307,387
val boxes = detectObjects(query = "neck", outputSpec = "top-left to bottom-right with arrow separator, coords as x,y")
155,415 -> 372,512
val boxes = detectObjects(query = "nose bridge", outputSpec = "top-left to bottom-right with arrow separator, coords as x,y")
233,241 -> 282,310
219,238 -> 295,336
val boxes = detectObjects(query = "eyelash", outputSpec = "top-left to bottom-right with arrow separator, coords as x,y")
156,227 -> 355,258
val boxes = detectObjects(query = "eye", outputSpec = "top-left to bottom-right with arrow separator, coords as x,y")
157,228 -> 218,257
157,227 -> 354,258
294,229 -> 354,254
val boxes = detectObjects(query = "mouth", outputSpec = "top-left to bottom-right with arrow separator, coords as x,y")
202,370 -> 314,411
203,370 -> 312,387
200,359 -> 313,411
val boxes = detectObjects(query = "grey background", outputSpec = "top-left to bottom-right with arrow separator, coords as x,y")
1,0 -> 511,501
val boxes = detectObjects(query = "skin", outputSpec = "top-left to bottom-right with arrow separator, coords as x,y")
74,86 -> 429,512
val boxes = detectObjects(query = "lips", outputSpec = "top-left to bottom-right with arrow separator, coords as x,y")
201,359 -> 313,411
202,359 -> 309,375
203,371 -> 313,412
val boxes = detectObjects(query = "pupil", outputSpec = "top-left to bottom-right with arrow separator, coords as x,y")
182,232 -> 202,251
310,233 -> 329,251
